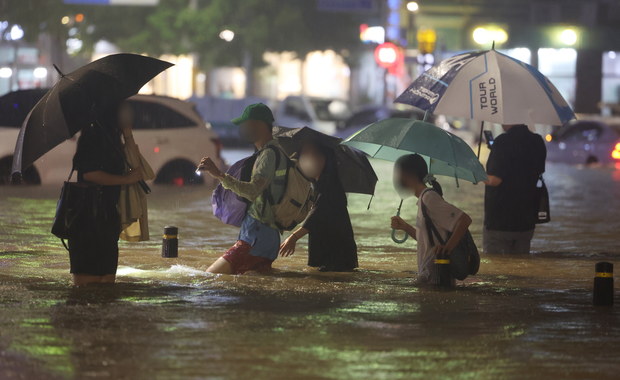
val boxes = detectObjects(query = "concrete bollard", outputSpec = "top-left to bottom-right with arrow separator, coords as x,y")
162,226 -> 178,258
593,262 -> 613,306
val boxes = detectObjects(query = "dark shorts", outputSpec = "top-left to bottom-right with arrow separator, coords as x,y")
222,240 -> 274,275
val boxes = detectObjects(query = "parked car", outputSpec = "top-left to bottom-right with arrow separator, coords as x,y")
546,119 -> 620,165
0,91 -> 226,186
275,95 -> 351,135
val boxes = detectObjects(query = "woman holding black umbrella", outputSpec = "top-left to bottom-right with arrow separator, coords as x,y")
10,54 -> 172,285
279,141 -> 358,272
69,102 -> 143,286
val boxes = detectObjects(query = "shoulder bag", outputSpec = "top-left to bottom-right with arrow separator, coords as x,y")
51,169 -> 103,250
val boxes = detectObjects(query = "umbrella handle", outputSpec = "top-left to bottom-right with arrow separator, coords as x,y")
391,228 -> 408,244
138,180 -> 151,194
391,199 -> 409,244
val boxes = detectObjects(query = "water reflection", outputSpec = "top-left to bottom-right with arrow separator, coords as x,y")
0,161 -> 619,379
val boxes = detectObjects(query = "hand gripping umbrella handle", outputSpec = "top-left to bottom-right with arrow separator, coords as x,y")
391,199 -> 409,244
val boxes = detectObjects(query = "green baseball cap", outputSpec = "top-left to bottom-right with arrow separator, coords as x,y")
231,103 -> 275,125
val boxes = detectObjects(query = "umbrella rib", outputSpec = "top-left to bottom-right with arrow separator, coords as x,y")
422,73 -> 449,87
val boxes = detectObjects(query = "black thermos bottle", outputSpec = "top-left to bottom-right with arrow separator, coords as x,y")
435,254 -> 453,288
593,262 -> 613,306
162,226 -> 178,258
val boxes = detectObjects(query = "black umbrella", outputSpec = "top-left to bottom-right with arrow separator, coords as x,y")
11,53 -> 173,177
273,126 -> 378,196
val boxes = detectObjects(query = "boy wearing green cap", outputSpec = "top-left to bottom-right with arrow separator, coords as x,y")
198,103 -> 286,274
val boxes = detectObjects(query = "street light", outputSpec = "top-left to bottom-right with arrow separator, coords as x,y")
472,26 -> 508,46
33,67 -> 48,79
219,29 -> 234,42
8,24 -> 24,40
406,1 -> 419,47
406,1 -> 419,12
559,28 -> 578,46
0,67 -> 13,78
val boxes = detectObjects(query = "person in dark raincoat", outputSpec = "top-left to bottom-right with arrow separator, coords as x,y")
279,142 -> 358,271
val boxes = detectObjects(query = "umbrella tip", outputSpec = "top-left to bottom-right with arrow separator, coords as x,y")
52,64 -> 65,77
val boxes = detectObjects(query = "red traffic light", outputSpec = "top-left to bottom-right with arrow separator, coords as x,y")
374,42 -> 404,74
374,42 -> 398,67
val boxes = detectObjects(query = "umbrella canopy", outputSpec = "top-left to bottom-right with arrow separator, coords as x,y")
272,126 -> 378,195
394,49 -> 575,126
12,53 -> 173,174
342,118 -> 487,184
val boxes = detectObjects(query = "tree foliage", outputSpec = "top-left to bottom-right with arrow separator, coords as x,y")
1,0 -> 366,70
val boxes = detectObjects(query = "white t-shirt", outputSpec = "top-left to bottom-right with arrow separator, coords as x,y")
414,188 -> 464,284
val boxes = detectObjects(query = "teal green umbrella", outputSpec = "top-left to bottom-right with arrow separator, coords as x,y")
342,117 -> 487,243
343,118 -> 487,185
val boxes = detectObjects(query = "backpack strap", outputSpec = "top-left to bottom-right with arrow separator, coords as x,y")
420,189 -> 446,246
260,145 -> 289,215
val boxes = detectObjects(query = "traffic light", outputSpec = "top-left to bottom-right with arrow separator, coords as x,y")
417,28 -> 437,54
374,42 -> 404,74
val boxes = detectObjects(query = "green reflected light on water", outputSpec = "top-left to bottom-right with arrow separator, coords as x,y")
1,162 -> 620,379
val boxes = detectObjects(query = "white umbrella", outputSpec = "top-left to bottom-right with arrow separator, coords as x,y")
395,48 -> 575,153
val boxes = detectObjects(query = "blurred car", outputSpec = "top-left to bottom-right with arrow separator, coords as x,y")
335,105 -> 425,139
336,105 -> 477,146
0,91 -> 226,186
546,119 -> 620,165
433,115 -> 478,147
275,95 -> 351,135
189,95 -> 268,148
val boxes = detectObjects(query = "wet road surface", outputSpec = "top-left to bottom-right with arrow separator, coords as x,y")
1,159 -> 619,380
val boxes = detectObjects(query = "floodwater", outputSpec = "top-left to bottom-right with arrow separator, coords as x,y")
1,157 -> 619,380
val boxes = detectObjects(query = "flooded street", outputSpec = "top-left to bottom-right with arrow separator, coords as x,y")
1,158 -> 619,380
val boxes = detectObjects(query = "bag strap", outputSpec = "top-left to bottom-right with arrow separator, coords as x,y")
259,145 -> 285,216
262,145 -> 288,205
420,189 -> 446,246
67,166 -> 75,181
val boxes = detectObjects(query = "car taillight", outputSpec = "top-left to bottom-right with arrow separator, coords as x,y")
612,142 -> 620,160
211,137 -> 223,159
